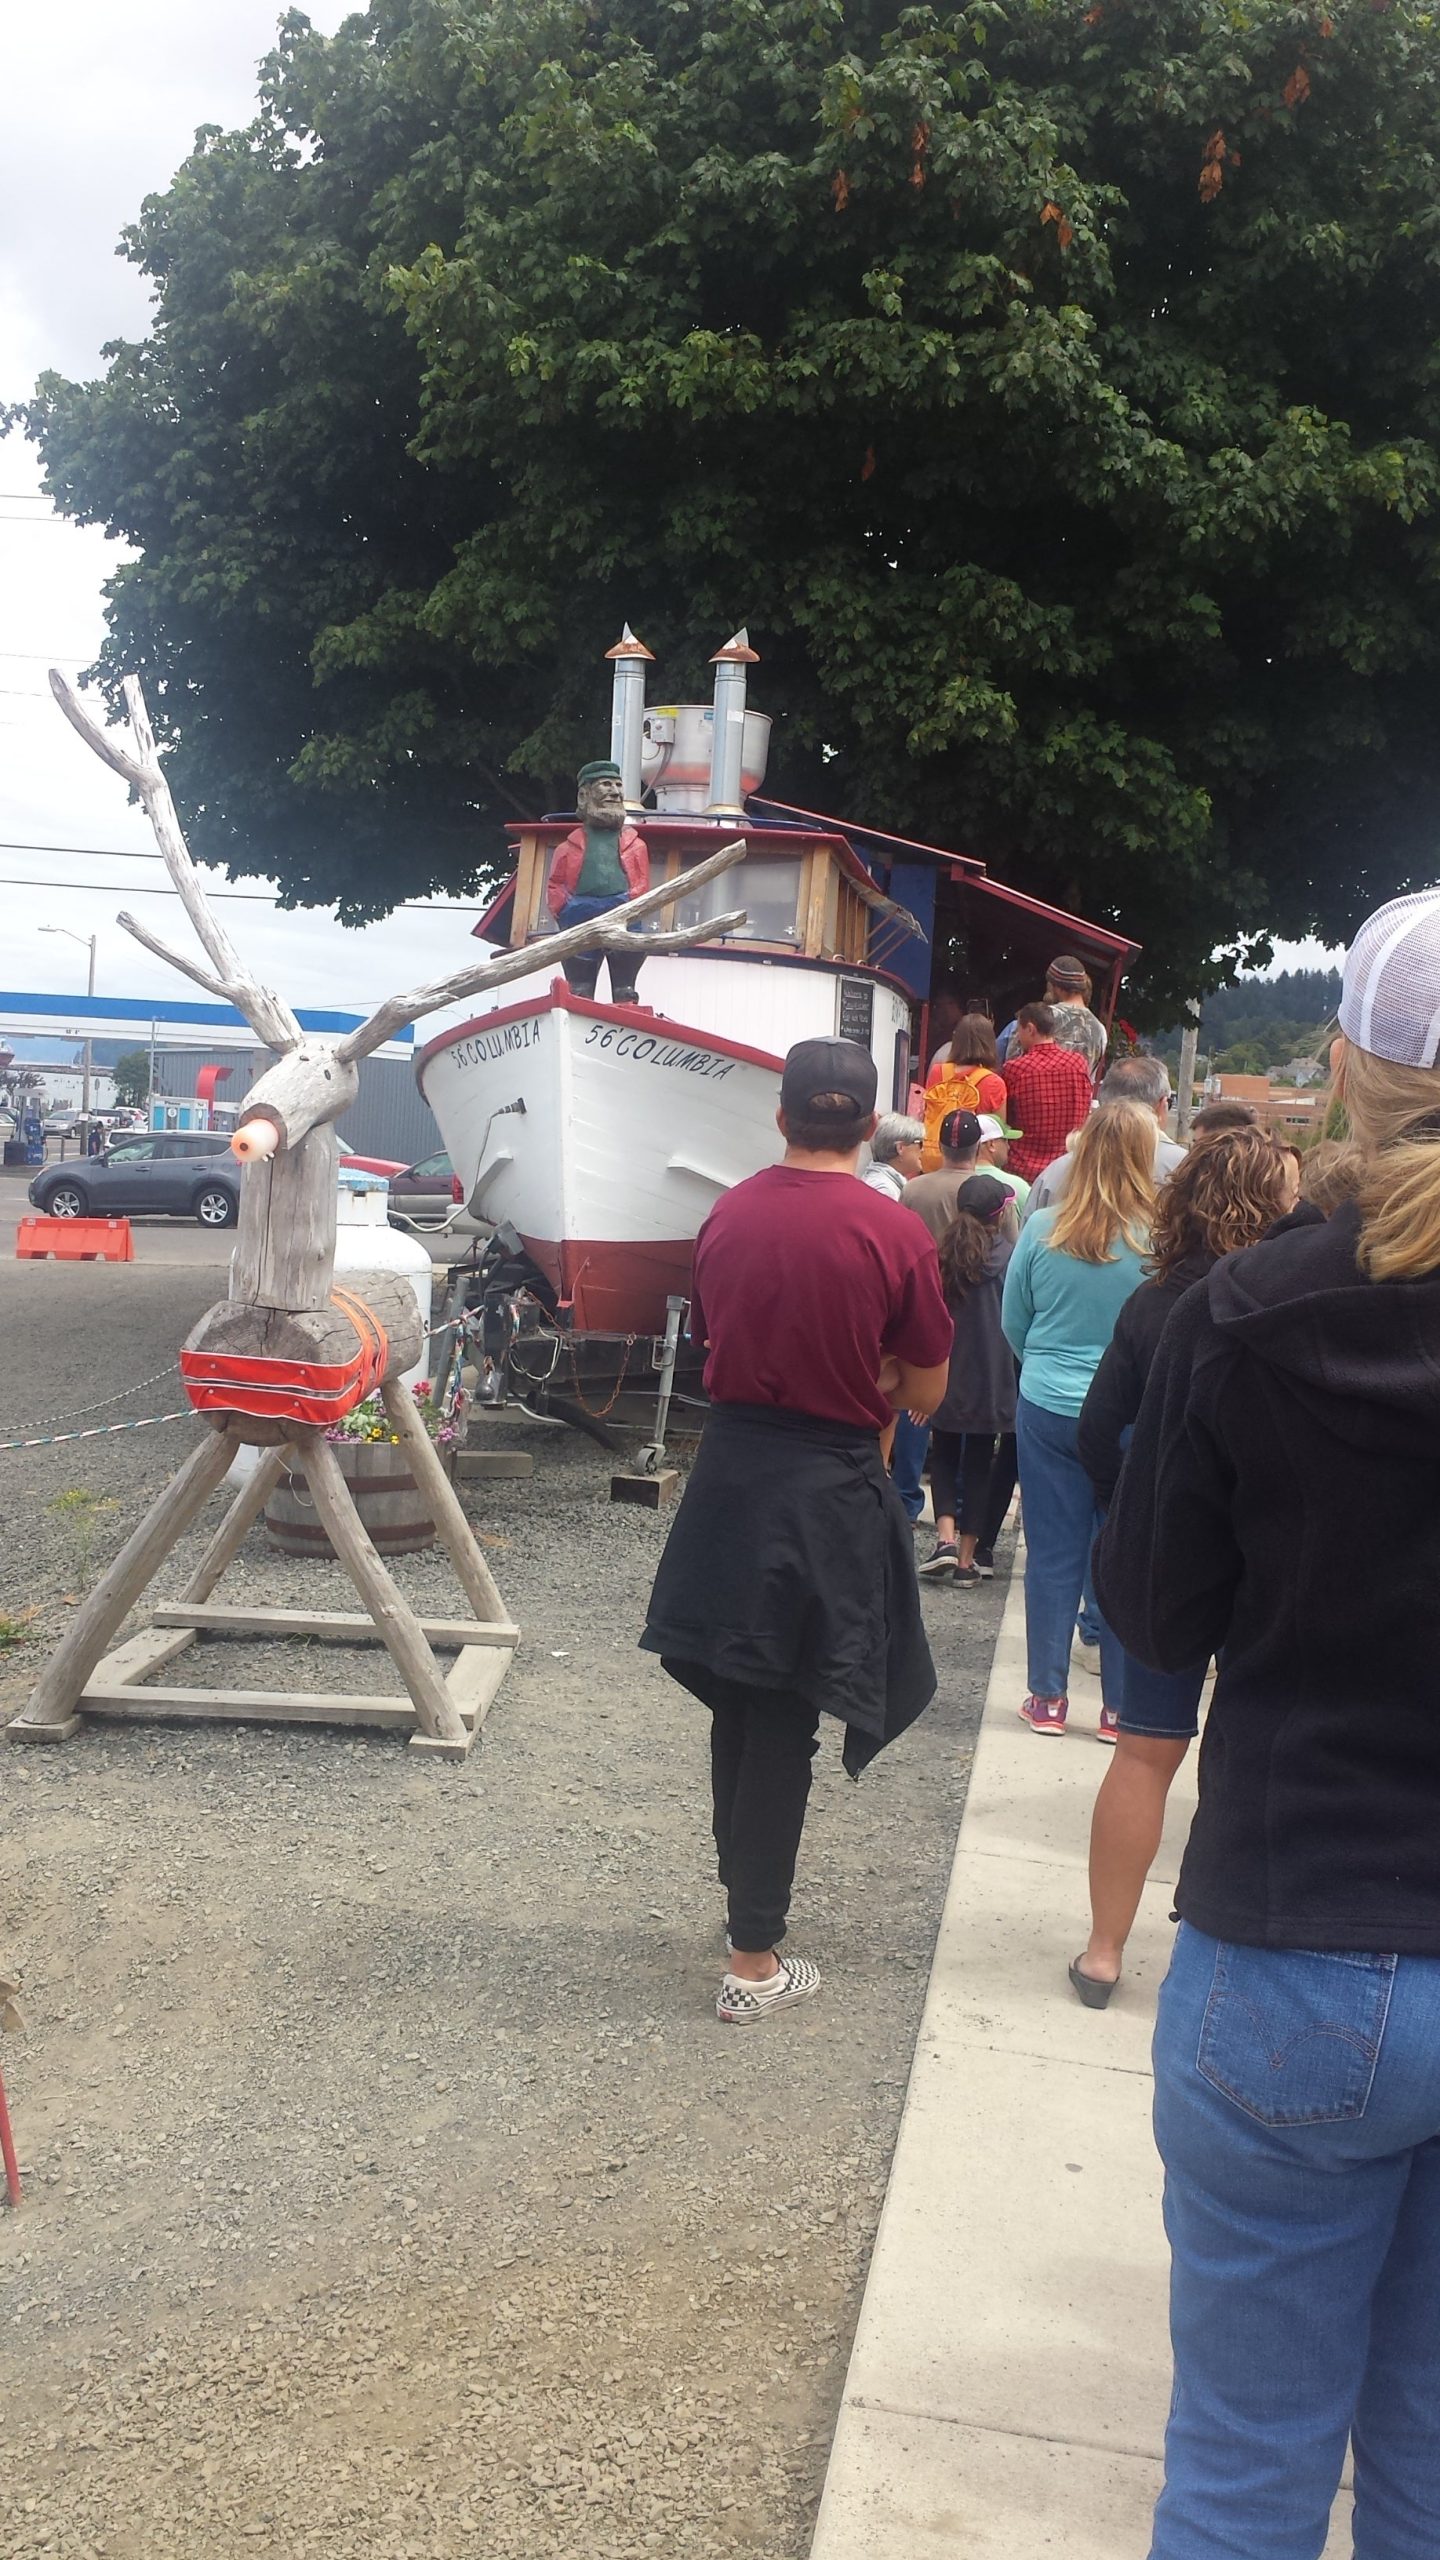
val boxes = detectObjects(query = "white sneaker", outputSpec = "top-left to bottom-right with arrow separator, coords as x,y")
1073,1639 -> 1101,1678
715,1955 -> 821,2025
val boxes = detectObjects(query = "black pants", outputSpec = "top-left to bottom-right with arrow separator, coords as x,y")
983,1431 -> 1018,1549
561,950 -> 644,1004
929,1430 -> 1000,1538
708,1679 -> 821,1952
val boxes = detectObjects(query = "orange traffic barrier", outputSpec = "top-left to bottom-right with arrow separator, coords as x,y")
16,1216 -> 135,1264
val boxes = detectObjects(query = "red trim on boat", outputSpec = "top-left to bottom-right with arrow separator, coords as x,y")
518,1231 -> 699,1339
415,983 -> 784,1081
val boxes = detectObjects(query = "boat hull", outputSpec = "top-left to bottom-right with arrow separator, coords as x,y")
417,986 -> 786,1335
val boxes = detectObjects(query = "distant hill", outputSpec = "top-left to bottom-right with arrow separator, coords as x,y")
1150,970 -> 1342,1078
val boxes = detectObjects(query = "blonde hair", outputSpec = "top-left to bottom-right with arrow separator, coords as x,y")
1047,1102 -> 1156,1265
1339,1044 -> 1440,1281
1300,1137 -> 1362,1218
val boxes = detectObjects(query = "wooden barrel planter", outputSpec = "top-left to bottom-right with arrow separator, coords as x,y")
264,1439 -> 438,1557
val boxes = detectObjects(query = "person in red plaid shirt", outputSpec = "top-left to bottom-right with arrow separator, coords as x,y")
1002,1003 -> 1096,1184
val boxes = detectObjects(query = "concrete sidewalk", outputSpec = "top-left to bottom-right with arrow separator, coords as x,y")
810,1570 -> 1352,2559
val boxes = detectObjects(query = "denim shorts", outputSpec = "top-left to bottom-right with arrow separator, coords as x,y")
1114,1652 -> 1206,1741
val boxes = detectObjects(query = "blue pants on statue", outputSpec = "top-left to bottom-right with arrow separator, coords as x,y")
1150,1922 -> 1440,2559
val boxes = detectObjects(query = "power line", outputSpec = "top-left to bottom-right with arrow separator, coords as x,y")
0,873 -> 298,902
0,851 -> 489,916
0,839 -> 489,908
1,838 -> 213,861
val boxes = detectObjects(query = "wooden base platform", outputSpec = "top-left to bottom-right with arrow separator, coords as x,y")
6,1380 -> 519,1761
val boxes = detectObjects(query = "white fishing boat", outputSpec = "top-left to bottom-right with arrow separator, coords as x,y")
417,628 -> 1136,1340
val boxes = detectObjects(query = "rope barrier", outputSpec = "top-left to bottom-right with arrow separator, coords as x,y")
0,1360 -> 186,1438
0,1409 -> 200,1455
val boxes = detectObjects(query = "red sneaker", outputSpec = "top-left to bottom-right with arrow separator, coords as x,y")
1019,1693 -> 1068,1737
1097,1706 -> 1121,1744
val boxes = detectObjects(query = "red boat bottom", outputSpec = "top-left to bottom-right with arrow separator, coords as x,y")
518,1233 -> 697,1338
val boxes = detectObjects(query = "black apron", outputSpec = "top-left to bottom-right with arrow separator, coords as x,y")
640,1404 -> 936,1775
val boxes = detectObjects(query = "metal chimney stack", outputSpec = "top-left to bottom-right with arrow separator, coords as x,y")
605,623 -> 655,810
706,628 -> 760,815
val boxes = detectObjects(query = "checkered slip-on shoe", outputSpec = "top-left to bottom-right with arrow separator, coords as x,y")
715,1955 -> 821,2026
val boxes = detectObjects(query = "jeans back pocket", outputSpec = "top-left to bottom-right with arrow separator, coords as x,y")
1197,1943 -> 1396,2127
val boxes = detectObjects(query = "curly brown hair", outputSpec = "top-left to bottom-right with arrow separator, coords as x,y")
1149,1126 -> 1291,1280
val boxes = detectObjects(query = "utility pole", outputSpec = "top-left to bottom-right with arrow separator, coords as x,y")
40,928 -> 97,1126
1176,1002 -> 1201,1141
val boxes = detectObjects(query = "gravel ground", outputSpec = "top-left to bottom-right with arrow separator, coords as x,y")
0,1255 -> 1008,2560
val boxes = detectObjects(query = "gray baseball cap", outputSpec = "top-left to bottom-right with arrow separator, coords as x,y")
1339,889 -> 1440,1069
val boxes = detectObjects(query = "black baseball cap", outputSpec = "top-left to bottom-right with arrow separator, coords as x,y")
780,1037 -> 877,1118
954,1173 -> 1011,1225
938,1108 -> 982,1154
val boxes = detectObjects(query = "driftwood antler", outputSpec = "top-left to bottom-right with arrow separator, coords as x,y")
335,840 -> 749,1063
49,670 -> 301,1054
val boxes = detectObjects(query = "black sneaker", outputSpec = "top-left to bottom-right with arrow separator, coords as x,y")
974,1546 -> 996,1578
954,1561 -> 981,1588
918,1541 -> 959,1578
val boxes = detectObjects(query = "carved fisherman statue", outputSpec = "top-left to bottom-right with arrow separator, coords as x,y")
545,758 -> 651,1005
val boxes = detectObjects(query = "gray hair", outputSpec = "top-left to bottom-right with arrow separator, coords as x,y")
870,1111 -> 926,1163
1099,1054 -> 1171,1109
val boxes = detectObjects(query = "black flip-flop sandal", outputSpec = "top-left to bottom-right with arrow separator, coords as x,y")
1069,1957 -> 1119,2010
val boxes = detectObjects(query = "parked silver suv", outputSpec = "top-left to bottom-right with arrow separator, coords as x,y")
27,1132 -> 240,1227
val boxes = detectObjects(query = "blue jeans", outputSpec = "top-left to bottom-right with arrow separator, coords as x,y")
1077,1565 -> 1101,1648
1151,1923 -> 1440,2558
890,1411 -> 930,1522
1015,1394 -> 1106,1698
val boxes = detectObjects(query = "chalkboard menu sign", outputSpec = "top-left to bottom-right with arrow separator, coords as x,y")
837,978 -> 874,1047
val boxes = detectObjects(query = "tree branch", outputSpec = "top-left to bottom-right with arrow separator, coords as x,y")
336,837 -> 749,1062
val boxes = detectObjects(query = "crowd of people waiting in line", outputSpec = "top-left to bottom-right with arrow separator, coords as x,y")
643,905 -> 1440,2555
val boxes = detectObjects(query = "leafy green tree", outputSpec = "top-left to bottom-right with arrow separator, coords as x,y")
111,1050 -> 151,1110
18,1 -> 1440,1014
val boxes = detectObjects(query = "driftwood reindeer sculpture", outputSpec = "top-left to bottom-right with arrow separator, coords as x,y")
9,674 -> 745,1756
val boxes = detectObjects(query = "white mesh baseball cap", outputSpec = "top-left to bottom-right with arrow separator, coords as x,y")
1338,888 -> 1440,1069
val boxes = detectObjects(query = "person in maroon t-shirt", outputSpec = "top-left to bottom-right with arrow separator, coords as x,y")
642,1038 -> 952,2026
1002,1002 -> 1097,1185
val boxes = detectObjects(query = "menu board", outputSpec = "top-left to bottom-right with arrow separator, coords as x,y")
837,978 -> 874,1047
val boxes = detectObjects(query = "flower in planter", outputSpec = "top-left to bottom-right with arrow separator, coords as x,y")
325,1378 -> 467,1448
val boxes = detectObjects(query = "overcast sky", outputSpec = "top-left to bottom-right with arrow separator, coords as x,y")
0,0 -> 501,1040
0,1 -> 1334,1033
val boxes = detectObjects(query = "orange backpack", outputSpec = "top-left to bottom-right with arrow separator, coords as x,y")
922,1064 -> 989,1171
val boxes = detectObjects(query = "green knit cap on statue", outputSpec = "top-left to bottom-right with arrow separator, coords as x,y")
577,759 -> 623,786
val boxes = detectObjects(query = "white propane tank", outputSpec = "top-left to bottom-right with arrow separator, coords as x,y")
332,1169 -> 432,1394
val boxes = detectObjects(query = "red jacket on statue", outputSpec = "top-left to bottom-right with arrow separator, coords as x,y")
546,828 -> 650,917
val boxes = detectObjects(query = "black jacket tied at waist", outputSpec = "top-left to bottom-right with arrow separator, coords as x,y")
640,1404 -> 936,1776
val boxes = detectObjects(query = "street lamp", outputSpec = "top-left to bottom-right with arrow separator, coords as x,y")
39,927 -> 97,1126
